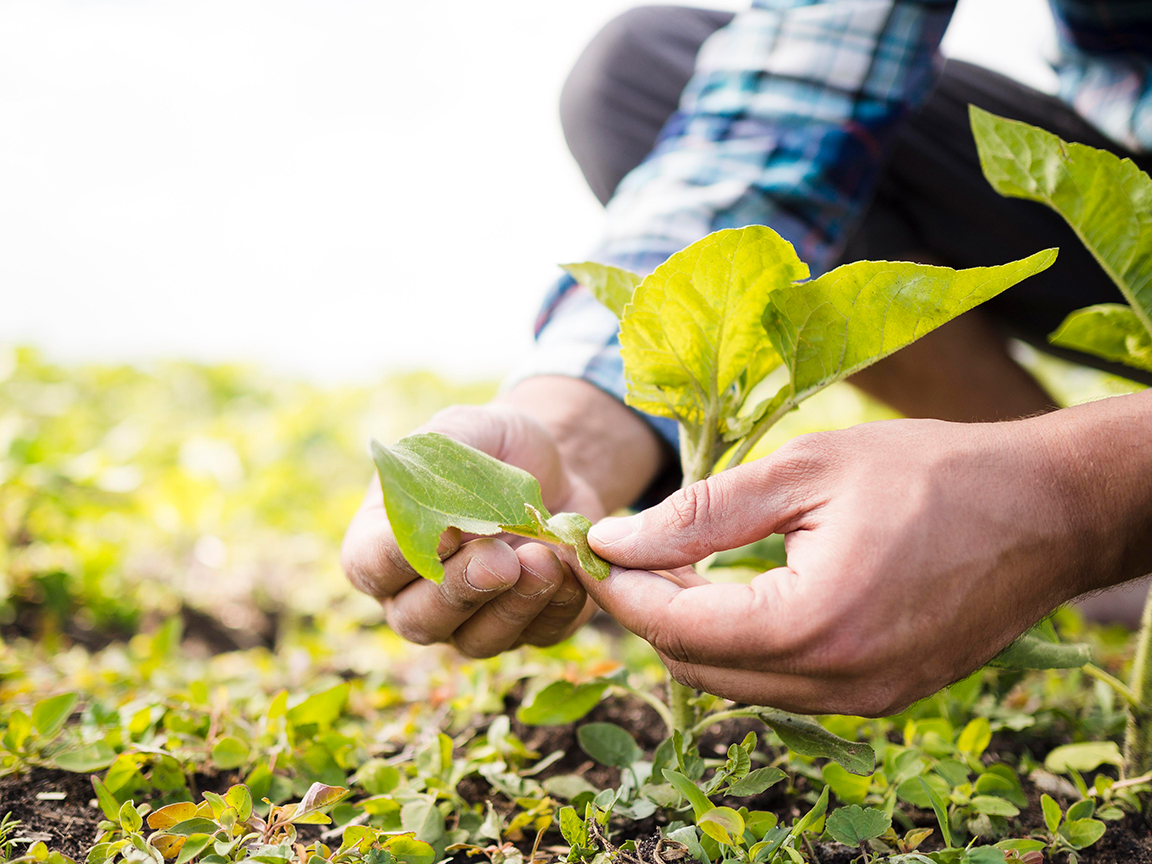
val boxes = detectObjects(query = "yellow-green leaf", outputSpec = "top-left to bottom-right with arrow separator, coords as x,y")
619,226 -> 804,429
972,105 -> 1152,335
1051,303 -> 1152,373
561,262 -> 642,320
372,433 -> 608,583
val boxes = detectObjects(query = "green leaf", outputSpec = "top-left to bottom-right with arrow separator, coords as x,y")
970,796 -> 1020,817
825,805 -> 891,847
758,710 -> 875,775
698,807 -> 745,847
558,806 -> 584,847
1051,303 -> 1152,372
52,741 -> 116,773
561,262 -> 642,320
618,226 -> 804,430
919,777 -> 953,849
211,736 -> 249,770
118,800 -> 142,834
371,433 -> 608,583
287,683 -> 350,729
577,722 -> 641,768
724,766 -> 786,797
956,718 -> 992,758
1061,818 -> 1107,850
821,763 -> 871,804
1044,741 -> 1123,774
965,849 -> 1007,864
663,769 -> 715,821
763,250 -> 1057,414
381,835 -> 436,864
2,710 -> 32,752
31,693 -> 78,739
790,785 -> 829,837
971,105 -> 1152,334
224,785 -> 253,823
167,818 -> 221,837
91,776 -> 121,822
175,834 -> 214,864
1067,799 -> 1096,821
297,782 -> 349,815
989,633 -> 1092,670
1040,794 -> 1063,834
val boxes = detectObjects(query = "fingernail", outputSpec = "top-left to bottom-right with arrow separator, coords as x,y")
589,516 -> 636,547
550,587 -> 582,605
464,557 -> 509,591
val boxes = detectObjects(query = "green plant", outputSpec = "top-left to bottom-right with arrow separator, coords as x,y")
371,224 -> 1069,750
971,106 -> 1152,776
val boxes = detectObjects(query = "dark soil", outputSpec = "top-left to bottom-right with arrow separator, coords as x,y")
0,767 -> 104,858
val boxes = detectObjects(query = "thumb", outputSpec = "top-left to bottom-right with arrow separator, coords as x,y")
587,456 -> 809,570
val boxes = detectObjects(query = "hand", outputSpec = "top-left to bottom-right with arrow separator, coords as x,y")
582,401 -> 1152,716
342,402 -> 603,657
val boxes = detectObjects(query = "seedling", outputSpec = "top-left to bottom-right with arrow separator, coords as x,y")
972,106 -> 1152,776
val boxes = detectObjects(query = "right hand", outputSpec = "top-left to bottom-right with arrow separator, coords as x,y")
341,403 -> 603,658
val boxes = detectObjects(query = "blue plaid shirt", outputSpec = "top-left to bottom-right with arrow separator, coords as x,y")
513,0 -> 1152,447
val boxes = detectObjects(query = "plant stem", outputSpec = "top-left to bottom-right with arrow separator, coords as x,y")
1083,663 -> 1142,707
688,708 -> 760,740
1124,587 -> 1152,776
668,420 -> 721,738
615,684 -> 675,735
727,397 -> 794,467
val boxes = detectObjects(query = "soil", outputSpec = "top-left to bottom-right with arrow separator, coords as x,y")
4,692 -> 1152,862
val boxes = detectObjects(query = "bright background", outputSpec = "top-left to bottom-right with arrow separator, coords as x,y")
0,0 -> 1058,383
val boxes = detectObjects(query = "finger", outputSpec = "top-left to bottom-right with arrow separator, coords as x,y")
451,544 -> 570,658
577,564 -> 823,669
587,440 -> 830,570
341,480 -> 462,599
656,655 -> 910,717
384,538 -> 521,644
517,549 -> 595,647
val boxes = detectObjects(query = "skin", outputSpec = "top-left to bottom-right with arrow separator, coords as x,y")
342,311 -> 1152,714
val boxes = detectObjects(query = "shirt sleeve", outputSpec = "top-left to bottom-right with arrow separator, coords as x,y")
509,0 -> 957,450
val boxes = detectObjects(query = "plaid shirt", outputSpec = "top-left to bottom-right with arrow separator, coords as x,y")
513,0 -> 1152,447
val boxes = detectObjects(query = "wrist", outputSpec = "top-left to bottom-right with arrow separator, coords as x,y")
496,376 -> 669,512
1030,390 -> 1152,595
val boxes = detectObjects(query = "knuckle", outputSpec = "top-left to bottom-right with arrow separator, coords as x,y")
385,607 -> 437,646
439,584 -> 487,615
665,479 -> 712,534
663,659 -> 704,693
451,635 -> 500,660
647,616 -> 694,666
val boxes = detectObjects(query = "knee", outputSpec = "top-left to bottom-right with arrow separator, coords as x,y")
560,6 -> 668,133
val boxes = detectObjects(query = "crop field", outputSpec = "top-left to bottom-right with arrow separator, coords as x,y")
5,110 -> 1152,864
1,334 -> 1149,864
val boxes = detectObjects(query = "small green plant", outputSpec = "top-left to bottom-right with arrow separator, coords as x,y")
972,106 -> 1152,777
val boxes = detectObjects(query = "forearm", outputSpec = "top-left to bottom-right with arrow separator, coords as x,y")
497,375 -> 668,512
1039,389 -> 1152,593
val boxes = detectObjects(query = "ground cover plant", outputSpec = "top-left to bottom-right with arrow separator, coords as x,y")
4,115 -> 1152,864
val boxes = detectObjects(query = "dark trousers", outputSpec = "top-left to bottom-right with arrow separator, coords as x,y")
559,5 -> 1152,385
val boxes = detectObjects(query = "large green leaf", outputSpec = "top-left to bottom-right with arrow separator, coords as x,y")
971,105 -> 1152,335
988,632 -> 1092,670
1050,303 -> 1152,372
763,251 -> 1057,409
371,432 -> 608,583
618,226 -> 806,430
561,262 -> 642,320
758,710 -> 876,775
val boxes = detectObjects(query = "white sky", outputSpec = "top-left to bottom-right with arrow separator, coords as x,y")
0,0 -> 1056,383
